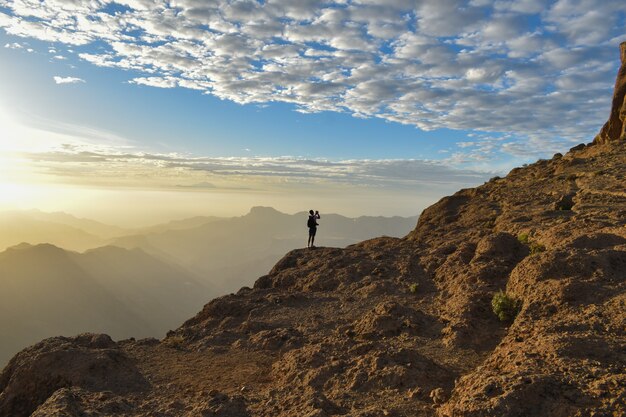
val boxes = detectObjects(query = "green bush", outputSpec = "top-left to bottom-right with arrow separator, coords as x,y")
518,233 -> 547,254
409,283 -> 419,294
491,291 -> 521,322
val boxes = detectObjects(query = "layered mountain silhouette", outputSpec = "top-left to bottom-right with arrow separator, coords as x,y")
0,243 -> 212,367
0,210 -> 222,253
112,206 -> 418,292
1,43 -> 624,417
0,211 -> 115,253
0,208 -> 417,366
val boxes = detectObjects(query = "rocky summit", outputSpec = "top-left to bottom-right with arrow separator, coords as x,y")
1,45 -> 625,417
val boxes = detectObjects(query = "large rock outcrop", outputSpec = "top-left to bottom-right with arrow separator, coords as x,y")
594,41 -> 626,144
0,334 -> 148,417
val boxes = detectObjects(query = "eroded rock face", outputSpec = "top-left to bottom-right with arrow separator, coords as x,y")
0,334 -> 148,417
30,388 -> 134,417
594,42 -> 626,144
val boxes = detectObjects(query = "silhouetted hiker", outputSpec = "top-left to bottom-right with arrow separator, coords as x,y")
307,210 -> 320,248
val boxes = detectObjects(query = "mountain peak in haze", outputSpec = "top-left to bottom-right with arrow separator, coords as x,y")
0,210 -> 128,252
4,242 -> 66,255
246,206 -> 284,217
5,243 -> 35,251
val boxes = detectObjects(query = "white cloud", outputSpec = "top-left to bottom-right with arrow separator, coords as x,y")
129,76 -> 178,88
53,76 -> 86,84
20,144 -> 492,189
1,0 -> 625,157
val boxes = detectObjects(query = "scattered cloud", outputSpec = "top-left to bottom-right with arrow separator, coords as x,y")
175,182 -> 217,189
175,181 -> 255,191
1,0 -> 625,156
19,144 -> 492,190
129,77 -> 177,89
53,76 -> 85,84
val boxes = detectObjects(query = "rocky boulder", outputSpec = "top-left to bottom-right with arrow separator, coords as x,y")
0,334 -> 147,417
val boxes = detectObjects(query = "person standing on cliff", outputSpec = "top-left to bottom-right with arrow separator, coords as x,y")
307,210 -> 320,248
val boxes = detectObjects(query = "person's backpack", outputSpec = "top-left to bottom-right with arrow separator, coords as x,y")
307,216 -> 316,228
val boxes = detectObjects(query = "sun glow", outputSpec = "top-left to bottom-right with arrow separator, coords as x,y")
0,108 -> 21,151
0,182 -> 34,204
0,105 -> 46,210
0,104 -> 71,153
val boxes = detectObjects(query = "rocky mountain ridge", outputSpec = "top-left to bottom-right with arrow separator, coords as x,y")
0,43 -> 625,416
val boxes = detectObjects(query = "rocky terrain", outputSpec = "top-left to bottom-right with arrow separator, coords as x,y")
1,43 -> 625,417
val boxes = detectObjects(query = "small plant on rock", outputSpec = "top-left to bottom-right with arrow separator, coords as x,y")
409,283 -> 419,294
517,233 -> 547,255
491,291 -> 521,322
163,335 -> 185,349
529,242 -> 546,254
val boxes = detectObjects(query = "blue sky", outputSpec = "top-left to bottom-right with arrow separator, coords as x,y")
0,0 -> 624,223
0,29 -> 477,161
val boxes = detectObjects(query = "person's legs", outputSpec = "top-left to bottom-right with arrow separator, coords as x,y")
310,227 -> 316,248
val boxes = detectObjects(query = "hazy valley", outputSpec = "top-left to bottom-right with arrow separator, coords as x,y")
0,208 -> 417,366
0,242 -> 211,367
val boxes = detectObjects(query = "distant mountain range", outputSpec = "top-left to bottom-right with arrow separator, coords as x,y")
0,242 -> 212,367
0,210 -> 126,252
112,206 -> 419,292
0,207 -> 417,366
